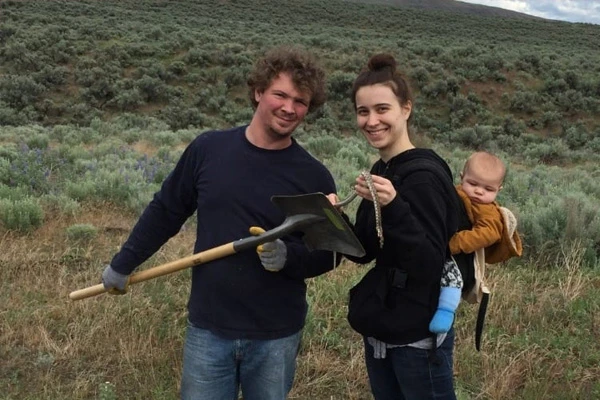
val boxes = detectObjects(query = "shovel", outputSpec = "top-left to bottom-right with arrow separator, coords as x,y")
69,192 -> 365,301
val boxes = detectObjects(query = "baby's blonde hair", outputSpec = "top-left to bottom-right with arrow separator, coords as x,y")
463,151 -> 506,183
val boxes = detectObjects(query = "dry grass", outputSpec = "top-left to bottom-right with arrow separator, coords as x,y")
454,241 -> 600,399
2,209 -> 599,399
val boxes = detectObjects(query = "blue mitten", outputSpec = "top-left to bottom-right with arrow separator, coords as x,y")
429,286 -> 461,334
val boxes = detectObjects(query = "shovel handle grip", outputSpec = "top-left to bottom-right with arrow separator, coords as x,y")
69,243 -> 235,301
69,283 -> 108,300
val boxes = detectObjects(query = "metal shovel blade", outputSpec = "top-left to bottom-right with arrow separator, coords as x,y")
271,192 -> 365,258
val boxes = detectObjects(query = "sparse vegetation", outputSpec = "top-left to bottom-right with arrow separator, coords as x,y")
1,0 -> 599,399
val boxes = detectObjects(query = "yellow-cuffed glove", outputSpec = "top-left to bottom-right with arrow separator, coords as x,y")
102,265 -> 130,295
249,226 -> 287,272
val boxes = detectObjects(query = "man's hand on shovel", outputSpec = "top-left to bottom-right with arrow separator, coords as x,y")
249,226 -> 287,272
102,265 -> 130,295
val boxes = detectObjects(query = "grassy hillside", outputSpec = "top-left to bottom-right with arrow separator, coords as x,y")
1,0 -> 599,139
1,0 -> 600,399
348,0 -> 546,20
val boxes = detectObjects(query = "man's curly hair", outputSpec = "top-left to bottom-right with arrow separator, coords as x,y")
247,46 -> 326,114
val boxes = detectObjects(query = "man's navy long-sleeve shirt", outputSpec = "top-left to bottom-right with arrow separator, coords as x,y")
111,126 -> 338,339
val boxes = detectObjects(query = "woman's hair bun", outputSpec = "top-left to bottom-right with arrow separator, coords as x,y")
367,53 -> 397,72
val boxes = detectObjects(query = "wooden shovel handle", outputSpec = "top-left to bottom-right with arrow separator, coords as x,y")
69,243 -> 235,301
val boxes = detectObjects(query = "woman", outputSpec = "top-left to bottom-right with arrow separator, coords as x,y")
338,53 -> 459,399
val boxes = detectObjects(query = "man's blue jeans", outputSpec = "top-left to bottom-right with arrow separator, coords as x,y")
364,329 -> 456,400
180,323 -> 301,400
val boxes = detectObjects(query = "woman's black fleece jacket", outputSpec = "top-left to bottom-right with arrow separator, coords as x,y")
345,148 -> 458,345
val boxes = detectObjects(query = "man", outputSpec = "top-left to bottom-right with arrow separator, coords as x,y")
101,46 -> 338,400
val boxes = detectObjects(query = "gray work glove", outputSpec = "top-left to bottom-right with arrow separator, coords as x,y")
257,239 -> 287,272
249,226 -> 287,272
102,265 -> 130,295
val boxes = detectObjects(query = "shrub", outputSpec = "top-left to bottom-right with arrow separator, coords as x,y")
25,134 -> 50,150
523,139 -> 570,166
135,75 -> 169,102
555,89 -> 590,113
3,143 -> 58,194
520,193 -> 600,267
446,76 -> 460,96
0,102 -> 28,126
107,88 -> 144,111
0,197 -> 44,232
184,48 -> 211,67
509,91 -> 538,114
0,75 -> 46,109
494,134 -> 521,153
422,79 -> 448,99
159,102 -> 206,131
448,94 -> 479,126
64,180 -> 97,201
167,61 -> 187,76
223,67 -> 248,89
502,116 -> 525,137
564,125 -> 590,150
66,223 -> 98,242
301,135 -> 344,160
335,143 -> 371,170
588,137 -> 600,153
540,111 -> 561,128
33,65 -> 70,87
327,71 -> 355,102
448,125 -> 494,149
98,381 -> 117,400
0,183 -> 28,201
40,193 -> 80,216
542,78 -> 569,95
410,67 -> 430,89
483,54 -> 504,72
148,130 -> 178,147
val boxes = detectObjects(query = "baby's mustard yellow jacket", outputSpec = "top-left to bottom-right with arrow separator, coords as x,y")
450,185 -> 522,264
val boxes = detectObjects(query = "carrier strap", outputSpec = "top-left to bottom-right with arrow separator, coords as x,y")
475,291 -> 490,351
